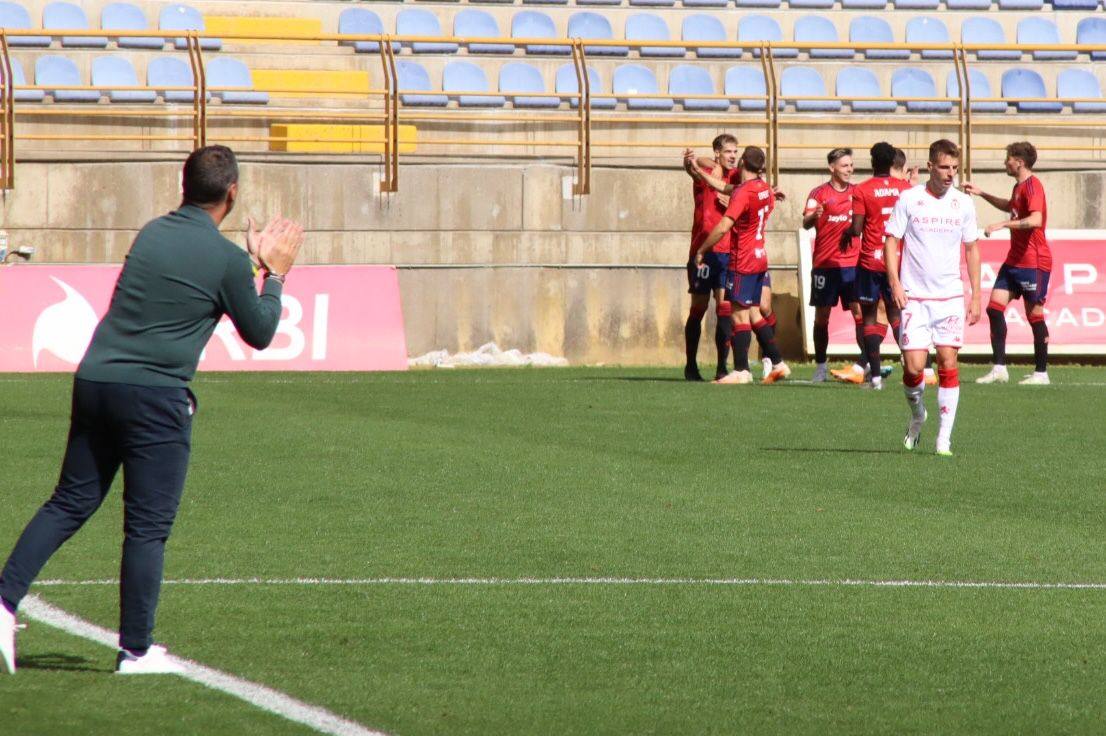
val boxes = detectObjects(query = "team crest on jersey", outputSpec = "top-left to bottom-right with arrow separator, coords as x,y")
951,199 -> 960,210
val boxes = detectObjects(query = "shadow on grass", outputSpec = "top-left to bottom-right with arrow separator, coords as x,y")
592,376 -> 690,383
18,652 -> 108,673
761,447 -> 901,455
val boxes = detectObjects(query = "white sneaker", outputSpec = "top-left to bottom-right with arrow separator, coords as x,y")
761,357 -> 773,378
867,376 -> 884,391
714,370 -> 753,385
0,605 -> 15,675
762,362 -> 791,385
1019,372 -> 1050,385
116,644 -> 185,675
811,364 -> 829,383
976,366 -> 1009,384
904,406 -> 928,451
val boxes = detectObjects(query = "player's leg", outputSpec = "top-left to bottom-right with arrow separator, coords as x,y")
685,292 -> 709,381
759,280 -> 775,377
899,301 -> 931,450
713,293 -> 733,382
717,304 -> 753,384
812,305 -> 831,382
1020,270 -> 1051,385
861,301 -> 887,390
978,266 -> 1013,384
934,346 -> 961,456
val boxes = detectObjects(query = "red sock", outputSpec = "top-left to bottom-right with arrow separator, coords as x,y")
937,368 -> 959,388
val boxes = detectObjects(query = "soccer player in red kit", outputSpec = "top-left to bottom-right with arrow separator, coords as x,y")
963,141 -> 1052,385
804,147 -> 860,383
682,135 -> 741,381
696,147 -> 790,384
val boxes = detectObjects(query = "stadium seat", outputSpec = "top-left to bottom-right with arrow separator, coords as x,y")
556,63 -> 616,108
1052,0 -> 1098,9
93,56 -> 155,102
626,13 -> 685,57
1001,68 -> 1061,113
568,12 -> 628,56
836,67 -> 895,112
790,0 -> 834,9
44,2 -> 108,47
891,67 -> 950,112
629,0 -> 675,8
737,0 -> 780,9
9,58 -> 45,101
946,68 -> 1005,112
207,57 -> 268,104
443,61 -> 505,107
396,60 -> 447,106
1057,68 -> 1106,112
683,0 -> 728,8
999,0 -> 1042,9
36,55 -> 99,102
613,64 -> 671,109
850,17 -> 908,60
454,9 -> 514,54
338,8 -> 395,54
397,9 -> 459,54
512,11 -> 569,55
893,0 -> 938,10
159,4 -> 220,50
725,66 -> 774,110
683,15 -> 740,58
905,17 -> 951,60
102,3 -> 163,49
523,0 -> 568,7
1017,18 -> 1075,60
961,17 -> 1019,61
669,64 -> 727,110
1077,18 -> 1106,60
841,0 -> 887,9
946,0 -> 990,9
579,0 -> 621,10
795,15 -> 851,59
739,15 -> 796,58
781,66 -> 839,111
0,1 -> 49,46
499,62 -> 558,107
147,56 -> 202,102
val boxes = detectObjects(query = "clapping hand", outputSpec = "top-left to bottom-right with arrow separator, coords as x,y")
247,215 -> 305,277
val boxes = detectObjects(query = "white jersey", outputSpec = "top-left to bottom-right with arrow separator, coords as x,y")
886,184 -> 978,300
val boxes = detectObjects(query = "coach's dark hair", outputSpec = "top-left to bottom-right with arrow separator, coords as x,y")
870,142 -> 895,172
827,147 -> 852,165
182,145 -> 239,206
928,139 -> 960,163
1006,141 -> 1037,169
740,146 -> 767,174
892,148 -> 907,171
712,133 -> 738,151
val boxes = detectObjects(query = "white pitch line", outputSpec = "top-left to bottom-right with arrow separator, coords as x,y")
33,576 -> 1106,590
19,596 -> 389,736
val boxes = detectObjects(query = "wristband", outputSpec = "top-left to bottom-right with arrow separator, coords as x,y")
264,271 -> 286,284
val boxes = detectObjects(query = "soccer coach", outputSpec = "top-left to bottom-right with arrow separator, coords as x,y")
0,145 -> 304,674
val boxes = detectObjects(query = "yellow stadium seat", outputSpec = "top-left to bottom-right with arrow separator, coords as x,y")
203,16 -> 322,44
270,124 -> 417,153
251,70 -> 372,99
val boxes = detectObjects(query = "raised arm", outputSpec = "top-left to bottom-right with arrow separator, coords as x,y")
961,182 -> 1013,213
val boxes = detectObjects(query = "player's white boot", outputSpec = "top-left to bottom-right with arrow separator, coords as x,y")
903,406 -> 927,451
935,439 -> 953,457
715,370 -> 753,385
761,357 -> 773,378
866,375 -> 884,391
975,365 -> 1009,384
811,363 -> 829,383
116,644 -> 186,675
0,604 -> 16,674
762,362 -> 791,385
1019,372 -> 1050,385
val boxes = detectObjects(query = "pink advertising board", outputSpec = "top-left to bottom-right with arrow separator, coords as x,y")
0,265 -> 408,372
799,230 -> 1106,356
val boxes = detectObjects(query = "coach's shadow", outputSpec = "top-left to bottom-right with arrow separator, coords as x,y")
17,652 -> 107,673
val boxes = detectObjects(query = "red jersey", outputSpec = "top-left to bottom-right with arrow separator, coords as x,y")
852,175 -> 909,273
804,181 -> 858,268
1006,175 -> 1051,272
689,167 -> 737,259
724,178 -> 775,274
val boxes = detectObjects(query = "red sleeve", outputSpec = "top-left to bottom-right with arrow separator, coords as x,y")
803,186 -> 821,215
724,187 -> 749,221
1025,179 -> 1046,214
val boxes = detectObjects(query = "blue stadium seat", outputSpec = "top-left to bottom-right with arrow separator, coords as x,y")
946,68 -> 1005,112
556,63 -> 616,108
44,2 -> 107,47
790,0 -> 834,9
1057,68 -> 1106,112
683,15 -> 740,58
669,64 -> 727,110
627,13 -> 684,57
961,17 -> 1019,61
9,58 -> 45,101
892,67 -> 950,112
207,57 -> 268,104
629,0 -> 675,8
739,15 -> 796,57
397,9 -> 459,54
396,60 -> 447,106
613,64 -> 671,109
36,55 -> 99,102
523,0 -> 567,7
683,0 -> 728,7
906,17 -> 951,60
1000,0 -> 1042,9
338,8 -> 396,54
725,66 -> 773,110
946,0 -> 990,8
579,0 -> 620,9
0,1 -> 49,46
894,0 -> 938,10
850,17 -> 908,60
148,56 -> 202,102
1052,0 -> 1098,9
568,12 -> 628,55
1077,18 -> 1106,60
443,60 -> 505,107
500,62 -> 558,107
512,11 -> 569,55
102,3 -> 163,49
836,67 -> 894,112
1018,18 -> 1075,61
795,15 -> 851,59
841,0 -> 887,9
159,4 -> 220,50
737,0 -> 780,9
454,9 -> 514,53
1001,68 -> 1061,112
93,56 -> 155,102
781,66 -> 839,111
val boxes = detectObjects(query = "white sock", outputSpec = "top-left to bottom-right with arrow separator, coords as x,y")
904,382 -> 925,418
871,375 -> 883,389
816,362 -> 827,370
937,386 -> 960,447
853,362 -> 865,373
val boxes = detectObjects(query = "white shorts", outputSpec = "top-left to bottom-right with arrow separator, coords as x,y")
901,297 -> 965,351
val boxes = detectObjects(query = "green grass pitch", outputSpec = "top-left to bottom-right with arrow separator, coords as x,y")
1,365 -> 1105,735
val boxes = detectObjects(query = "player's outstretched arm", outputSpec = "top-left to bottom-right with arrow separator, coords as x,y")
696,217 -> 734,265
884,236 -> 907,309
983,210 -> 1043,238
694,165 -> 735,195
961,183 -> 1013,213
964,239 -> 982,325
